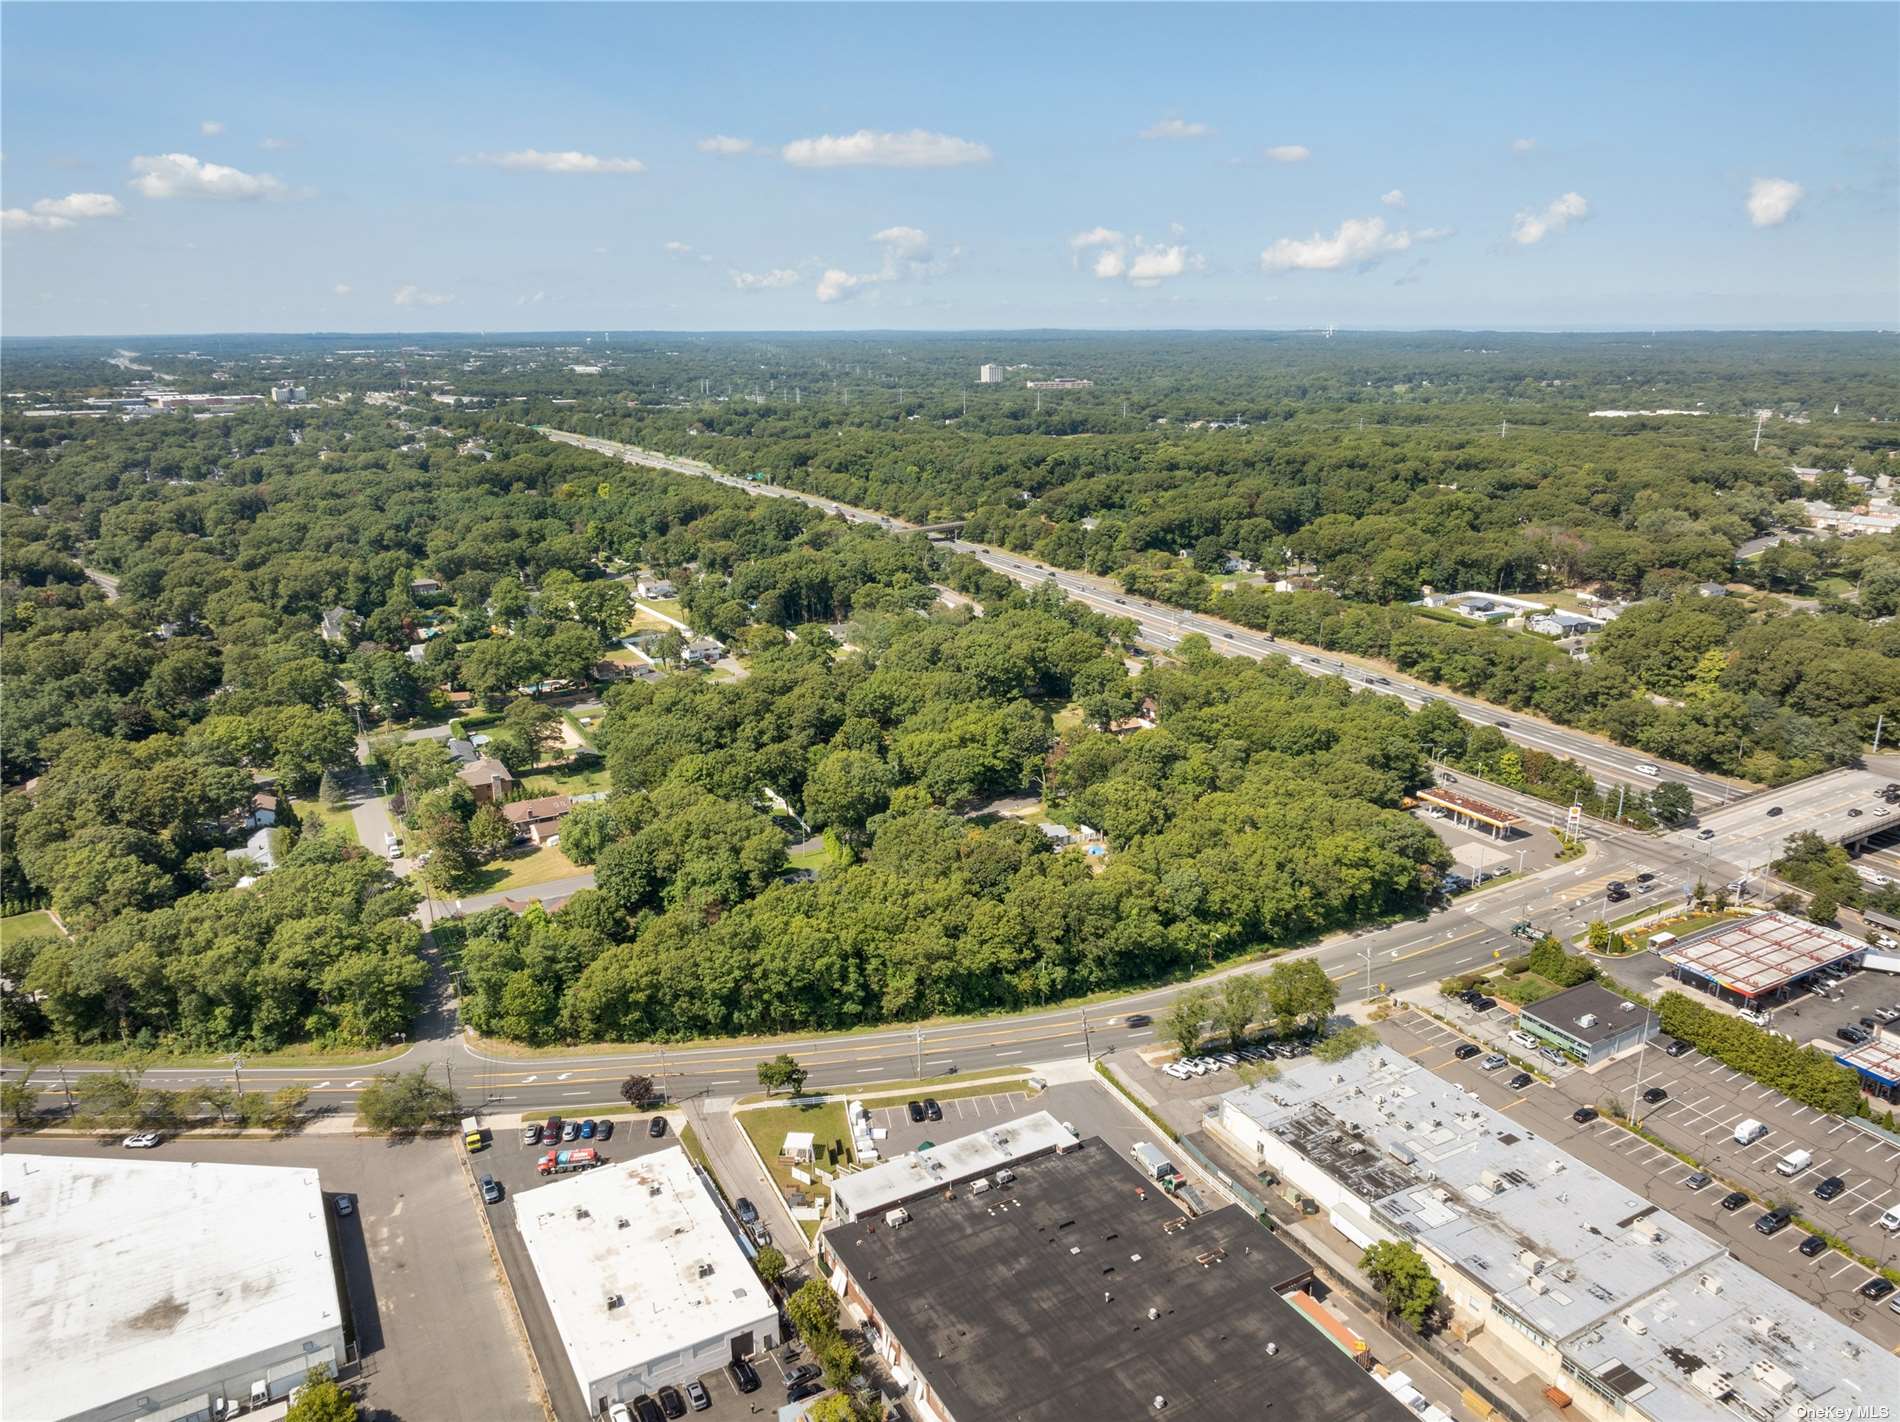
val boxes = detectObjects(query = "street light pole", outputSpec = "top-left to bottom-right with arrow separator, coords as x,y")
229,1054 -> 244,1103
1080,1008 -> 1092,1063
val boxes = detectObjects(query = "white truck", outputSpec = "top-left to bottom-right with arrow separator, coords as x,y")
1130,1141 -> 1180,1184
1774,1148 -> 1812,1176
1734,1118 -> 1768,1145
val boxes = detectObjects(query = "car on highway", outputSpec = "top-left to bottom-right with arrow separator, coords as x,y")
1572,1106 -> 1598,1124
1124,1013 -> 1150,1027
1508,1072 -> 1535,1090
1814,1177 -> 1846,1201
1766,806 -> 1783,817
1454,1043 -> 1482,1060
1858,1277 -> 1896,1302
1642,1087 -> 1668,1105
1799,1234 -> 1830,1257
924,1099 -> 942,1121
1636,764 -> 1659,776
522,1123 -> 543,1145
727,1359 -> 761,1394
1720,1191 -> 1751,1212
1635,871 -> 1656,883
1754,1207 -> 1793,1236
684,1380 -> 710,1412
1684,1172 -> 1711,1190
480,1174 -> 503,1204
122,1132 -> 162,1149
1696,828 -> 1716,840
1493,719 -> 1510,728
1848,807 -> 1863,818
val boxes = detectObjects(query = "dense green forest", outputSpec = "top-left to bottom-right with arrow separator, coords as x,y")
2,330 -> 1894,1051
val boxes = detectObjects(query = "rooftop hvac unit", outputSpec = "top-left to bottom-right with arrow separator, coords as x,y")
1749,1315 -> 1778,1339
1481,1169 -> 1508,1193
1576,1014 -> 1599,1029
995,1168 -> 1015,1185
1690,1367 -> 1734,1402
1526,1275 -> 1549,1295
972,1178 -> 993,1195
1622,1314 -> 1647,1336
1517,1249 -> 1544,1272
1698,1274 -> 1724,1295
1749,1360 -> 1795,1397
885,1207 -> 911,1229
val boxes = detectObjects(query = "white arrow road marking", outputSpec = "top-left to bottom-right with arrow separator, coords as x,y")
557,1072 -> 573,1081
315,1081 -> 332,1089
523,1075 -> 539,1083
346,1080 -> 365,1088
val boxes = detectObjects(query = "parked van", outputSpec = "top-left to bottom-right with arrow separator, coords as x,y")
1509,1029 -> 1539,1050
1774,1149 -> 1812,1176
1734,1118 -> 1769,1145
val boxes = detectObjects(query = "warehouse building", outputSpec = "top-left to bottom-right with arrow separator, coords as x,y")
829,1109 -> 1076,1221
1207,1051 -> 1887,1422
1,1153 -> 347,1422
1517,981 -> 1660,1066
817,1133 -> 1410,1422
514,1146 -> 776,1413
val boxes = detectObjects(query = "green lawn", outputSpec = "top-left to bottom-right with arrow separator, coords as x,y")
522,755 -> 612,797
636,596 -> 687,623
1052,703 -> 1087,735
737,1101 -> 855,1203
0,910 -> 62,945
468,843 -> 581,893
291,797 -> 361,846
785,841 -> 840,873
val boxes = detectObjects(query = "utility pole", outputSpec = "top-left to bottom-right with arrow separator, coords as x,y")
1628,1007 -> 1656,1125
1753,411 -> 1767,453
914,1026 -> 924,1078
229,1054 -> 244,1102
56,1063 -> 75,1118
1614,784 -> 1625,823
1874,714 -> 1885,754
1080,1008 -> 1092,1064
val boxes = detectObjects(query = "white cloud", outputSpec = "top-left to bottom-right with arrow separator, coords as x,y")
3,191 -> 125,231
664,241 -> 694,256
816,268 -> 865,303
1070,226 -> 1200,286
1265,144 -> 1311,163
871,224 -> 930,259
731,268 -> 801,291
517,290 -> 546,305
471,149 -> 645,174
260,136 -> 293,151
129,153 -> 286,200
333,283 -> 353,296
393,284 -> 455,307
1511,191 -> 1589,245
697,135 -> 753,155
1380,189 -> 1407,208
1259,215 -> 1450,272
1511,137 -> 1537,154
1746,176 -> 1803,227
1140,117 -> 1211,140
781,129 -> 990,169
200,120 -> 224,137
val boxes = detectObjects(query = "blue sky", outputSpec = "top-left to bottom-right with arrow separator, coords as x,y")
3,2 -> 1895,335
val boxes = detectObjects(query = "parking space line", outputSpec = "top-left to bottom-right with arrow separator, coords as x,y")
1829,1260 -> 1863,1280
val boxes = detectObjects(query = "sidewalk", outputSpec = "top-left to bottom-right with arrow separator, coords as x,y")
684,1096 -> 815,1267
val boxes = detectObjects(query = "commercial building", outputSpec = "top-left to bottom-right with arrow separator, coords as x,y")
1517,981 -> 1659,1066
270,383 -> 307,404
1834,1036 -> 1900,1102
1025,377 -> 1092,390
829,1110 -> 1076,1221
1207,1050 -> 1887,1422
1660,911 -> 1866,1004
977,363 -> 1002,383
514,1147 -> 777,1412
1,1153 -> 347,1422
817,1133 -> 1410,1422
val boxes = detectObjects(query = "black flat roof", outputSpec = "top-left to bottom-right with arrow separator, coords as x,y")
824,1141 -> 1408,1422
1521,981 -> 1653,1045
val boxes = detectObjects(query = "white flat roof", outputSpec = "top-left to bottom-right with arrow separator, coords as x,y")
1,1153 -> 342,1422
514,1147 -> 772,1389
830,1110 -> 1077,1221
1663,912 -> 1865,996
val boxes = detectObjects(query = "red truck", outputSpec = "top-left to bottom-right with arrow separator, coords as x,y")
537,1147 -> 601,1176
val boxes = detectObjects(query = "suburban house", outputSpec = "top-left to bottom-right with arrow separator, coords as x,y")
247,792 -> 279,829
409,577 -> 443,595
456,755 -> 515,804
320,606 -> 351,643
681,636 -> 725,666
1527,609 -> 1604,636
500,794 -> 573,846
1694,581 -> 1730,598
636,576 -> 677,599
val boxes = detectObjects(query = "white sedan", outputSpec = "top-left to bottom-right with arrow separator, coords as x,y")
122,1132 -> 161,1149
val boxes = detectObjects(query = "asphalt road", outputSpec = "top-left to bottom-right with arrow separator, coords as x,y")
543,428 -> 1748,806
1669,765 -> 1897,871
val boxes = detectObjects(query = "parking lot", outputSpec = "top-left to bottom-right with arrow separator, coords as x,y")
1376,1014 -> 1900,1349
862,1086 -> 1030,1143
1406,995 -> 1586,1082
6,1131 -> 543,1422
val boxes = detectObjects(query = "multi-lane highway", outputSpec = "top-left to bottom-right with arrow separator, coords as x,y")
543,428 -> 1748,806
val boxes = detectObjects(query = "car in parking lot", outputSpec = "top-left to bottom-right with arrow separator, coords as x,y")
1799,1234 -> 1830,1257
1642,1087 -> 1668,1105
924,1099 -> 942,1121
1755,1207 -> 1793,1236
1508,1072 -> 1534,1090
1539,1046 -> 1567,1065
785,1364 -> 821,1389
1663,1037 -> 1692,1057
1859,1277 -> 1896,1302
1811,1176 -> 1846,1201
1480,1053 -> 1508,1071
1721,1191 -> 1751,1212
907,1101 -> 925,1123
564,1120 -> 582,1141
683,1380 -> 710,1412
727,1358 -> 761,1393
598,1118 -> 615,1140
1684,1172 -> 1711,1190
609,1403 -> 634,1422
544,1116 -> 562,1140
630,1395 -> 663,1422
657,1385 -> 686,1419
788,1381 -> 825,1402
522,1123 -> 543,1145
648,1116 -> 666,1138
1874,1007 -> 1900,1025
1837,1026 -> 1871,1045
1454,1043 -> 1482,1060
1472,997 -> 1496,1013
1572,1106 -> 1598,1124
580,1118 -> 597,1139
480,1174 -> 503,1204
